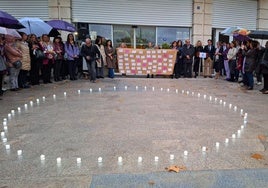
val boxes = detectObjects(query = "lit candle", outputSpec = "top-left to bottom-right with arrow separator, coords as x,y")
118,156 -> 123,162
202,146 -> 206,152
225,138 -> 229,143
241,125 -> 244,129
11,110 -> 15,114
24,104 -> 28,108
170,154 -> 175,160
216,142 -> 220,147
154,156 -> 159,161
229,104 -> 232,109
2,137 -> 7,142
30,101 -> 33,106
17,150 -> 22,155
17,107 -> 21,112
3,121 -> 7,126
5,144 -> 10,150
78,90 -> 81,94
76,158 -> 81,163
184,151 -> 188,156
152,87 -> 155,91
203,95 -> 206,99
232,134 -> 236,138
175,89 -> 178,93
113,86 -> 116,91
1,132 -> 5,137
144,86 -> 147,90
89,88 -> 92,93
98,88 -> 101,92
167,88 -> 170,92
42,96 -> 46,101
136,86 -> 138,90
53,94 -> 56,98
138,156 -> 142,162
98,157 -> 102,163
57,157 -> 61,163
125,86 -> 128,90
40,155 -> 45,160
64,92 -> 67,96
240,109 -> 243,115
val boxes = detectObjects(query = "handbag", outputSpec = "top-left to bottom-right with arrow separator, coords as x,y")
12,61 -> 22,69
35,49 -> 45,60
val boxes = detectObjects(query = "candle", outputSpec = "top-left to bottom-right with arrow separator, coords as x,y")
11,110 -> 15,114
152,87 -> 155,91
30,101 -> 33,106
229,104 -> 232,109
184,151 -> 188,156
36,99 -> 40,103
1,132 -> 5,137
135,86 -> 138,90
76,158 -> 81,163
161,88 -> 163,91
144,86 -> 147,90
170,154 -> 175,160
42,96 -> 46,101
3,118 -> 7,122
3,121 -> 7,126
225,138 -> 229,143
24,104 -> 28,108
113,86 -> 116,91
138,156 -> 142,162
3,126 -> 7,131
186,91 -> 189,95
17,107 -> 21,112
198,93 -> 201,98
216,142 -> 220,147
17,150 -> 22,155
118,156 -> 123,162
98,88 -> 101,92
89,88 -> 92,93
234,106 -> 237,111
175,89 -> 178,93
182,90 -> 184,94
202,146 -> 207,152
192,92 -> 194,96
232,134 -> 236,138
78,90 -> 81,94
154,156 -> 159,161
125,86 -> 128,90
241,125 -> 244,129
40,155 -> 45,160
53,94 -> 56,98
209,96 -> 212,101
240,109 -> 243,115
167,88 -> 170,92
64,92 -> 67,96
8,113 -> 11,118
5,144 -> 10,150
98,157 -> 102,163
2,137 -> 7,142
203,95 -> 206,99
57,157 -> 61,163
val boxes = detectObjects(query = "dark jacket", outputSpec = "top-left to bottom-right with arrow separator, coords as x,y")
204,45 -> 216,60
243,48 -> 258,72
261,48 -> 268,74
80,44 -> 97,62
181,44 -> 195,64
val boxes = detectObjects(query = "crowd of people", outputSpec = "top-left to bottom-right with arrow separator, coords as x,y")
1,33 -> 268,100
153,39 -> 268,94
0,33 -> 117,100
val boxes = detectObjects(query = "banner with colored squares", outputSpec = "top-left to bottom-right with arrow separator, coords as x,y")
116,48 -> 177,75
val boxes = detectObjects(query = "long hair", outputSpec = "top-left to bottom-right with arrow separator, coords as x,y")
106,39 -> 113,47
66,33 -> 77,47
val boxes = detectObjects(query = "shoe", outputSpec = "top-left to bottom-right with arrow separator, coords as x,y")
256,82 -> 262,85
23,85 -> 31,89
262,90 -> 268,94
48,81 -> 52,83
146,74 -> 149,78
10,88 -> 19,91
247,87 -> 253,90
151,75 -> 154,78
259,88 -> 265,92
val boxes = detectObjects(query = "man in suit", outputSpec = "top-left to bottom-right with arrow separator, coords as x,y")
203,39 -> 216,78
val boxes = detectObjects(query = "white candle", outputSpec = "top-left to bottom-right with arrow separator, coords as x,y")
3,118 -> 7,122
42,96 -> 46,101
202,146 -> 206,152
152,87 -> 155,91
175,89 -> 178,93
182,90 -> 184,94
11,110 -> 15,114
167,88 -> 170,92
2,137 -> 7,142
209,96 -> 212,101
57,157 -> 61,163
125,86 -> 128,90
184,151 -> 188,156
3,121 -> 7,126
98,157 -> 102,163
8,113 -> 11,118
76,158 -> 81,163
17,150 -> 22,155
3,126 -> 7,131
5,144 -> 10,150
1,132 -> 5,137
17,107 -> 21,112
135,86 -> 138,90
225,138 -> 229,143
215,98 -> 218,102
138,156 -> 142,162
30,101 -> 33,106
78,90 -> 81,94
192,92 -> 194,96
219,99 -> 222,104
244,120 -> 247,125
144,86 -> 147,90
113,86 -> 116,91
229,104 -> 232,109
232,134 -> 236,138
161,88 -> 163,91
198,93 -> 201,98
223,102 -> 226,106
170,154 -> 175,160
244,113 -> 248,118
154,156 -> 159,161
241,125 -> 244,129
53,94 -> 56,98
89,88 -> 92,93
24,104 -> 28,108
203,95 -> 206,99
36,99 -> 40,103
118,156 -> 123,162
240,109 -> 244,115
234,106 -> 237,111
40,155 -> 45,160
186,91 -> 189,95
64,92 -> 67,96
216,142 -> 220,147
98,88 -> 101,92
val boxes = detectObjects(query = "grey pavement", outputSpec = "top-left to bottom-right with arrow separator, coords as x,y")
0,76 -> 268,187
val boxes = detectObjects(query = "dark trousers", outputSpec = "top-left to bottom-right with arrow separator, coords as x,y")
18,69 -> 28,88
193,58 -> 202,75
263,74 -> 268,90
184,63 -> 193,78
30,59 -> 41,85
108,68 -> 114,78
61,60 -> 68,79
68,60 -> 77,80
0,73 -> 3,95
42,62 -> 52,83
53,60 -> 62,81
245,72 -> 254,88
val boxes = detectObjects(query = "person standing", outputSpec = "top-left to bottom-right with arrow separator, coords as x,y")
65,33 -> 79,80
203,39 -> 216,78
80,38 -> 97,83
227,41 -> 238,82
4,35 -> 22,91
53,36 -> 65,82
94,37 -> 104,79
17,32 -> 31,88
260,41 -> 268,94
181,39 -> 195,78
242,40 -> 258,90
214,41 -> 222,79
0,35 -> 6,98
40,34 -> 55,84
105,40 -> 116,79
28,34 -> 42,85
193,40 -> 203,78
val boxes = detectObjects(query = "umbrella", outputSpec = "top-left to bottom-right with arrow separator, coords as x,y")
18,17 -> 52,37
233,33 -> 250,42
0,10 -> 24,29
48,28 -> 61,37
46,19 -> 76,32
0,26 -> 21,38
221,26 -> 242,36
248,30 -> 268,40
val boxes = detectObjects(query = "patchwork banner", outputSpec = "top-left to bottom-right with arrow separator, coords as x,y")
116,48 -> 177,75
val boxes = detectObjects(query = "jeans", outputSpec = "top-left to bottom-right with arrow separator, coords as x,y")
108,68 -> 114,78
9,67 -> 20,89
184,63 -> 192,78
87,60 -> 96,81
245,72 -> 254,88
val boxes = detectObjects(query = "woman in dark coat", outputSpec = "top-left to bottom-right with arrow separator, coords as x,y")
193,40 -> 204,78
260,41 -> 268,94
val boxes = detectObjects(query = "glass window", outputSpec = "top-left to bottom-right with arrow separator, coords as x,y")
88,24 -> 112,40
157,27 -> 190,46
113,25 -> 133,48
136,26 -> 156,49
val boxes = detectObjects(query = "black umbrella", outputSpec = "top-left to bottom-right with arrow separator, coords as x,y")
48,28 -> 61,37
248,30 -> 268,40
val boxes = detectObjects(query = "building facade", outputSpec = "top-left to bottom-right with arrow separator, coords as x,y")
1,0 -> 268,47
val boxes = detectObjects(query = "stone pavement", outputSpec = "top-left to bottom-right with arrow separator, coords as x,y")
0,76 -> 268,187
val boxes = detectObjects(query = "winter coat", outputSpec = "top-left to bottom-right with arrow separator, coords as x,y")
16,41 -> 31,70
243,48 -> 257,73
105,46 -> 116,68
181,44 -> 195,64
